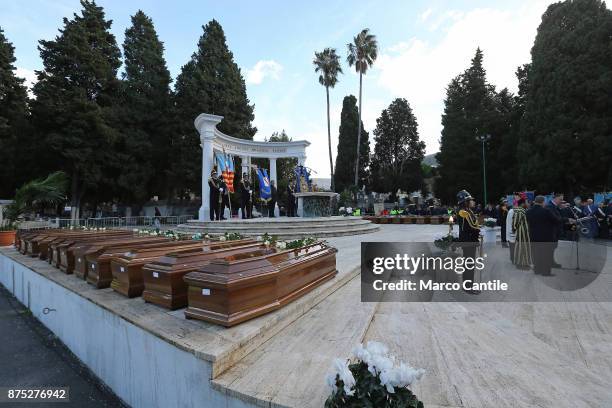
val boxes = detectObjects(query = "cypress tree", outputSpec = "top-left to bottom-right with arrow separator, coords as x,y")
117,10 -> 172,207
0,28 -> 29,198
435,48 -> 507,204
518,0 -> 612,194
31,0 -> 121,219
369,98 -> 425,197
170,19 -> 255,197
334,95 -> 369,192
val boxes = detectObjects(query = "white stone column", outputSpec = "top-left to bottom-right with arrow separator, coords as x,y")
269,158 -> 279,217
194,113 -> 223,221
269,158 -> 277,186
241,155 -> 249,178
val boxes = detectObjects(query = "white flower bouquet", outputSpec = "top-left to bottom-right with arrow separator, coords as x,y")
483,217 -> 497,228
325,341 -> 424,407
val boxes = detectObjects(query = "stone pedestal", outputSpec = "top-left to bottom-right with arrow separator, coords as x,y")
294,192 -> 339,218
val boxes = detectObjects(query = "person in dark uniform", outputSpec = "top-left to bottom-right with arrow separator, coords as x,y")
240,173 -> 253,219
217,174 -> 229,220
498,199 -> 509,248
457,190 -> 481,294
545,193 -> 568,267
268,180 -> 277,217
286,182 -> 296,217
208,170 -> 220,221
560,201 -> 577,241
527,195 -> 558,276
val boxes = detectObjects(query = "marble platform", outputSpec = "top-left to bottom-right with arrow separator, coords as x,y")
2,225 -> 612,408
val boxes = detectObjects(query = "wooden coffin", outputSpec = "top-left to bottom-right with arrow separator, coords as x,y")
71,236 -> 169,278
141,240 -> 260,309
52,231 -> 131,269
79,237 -> 174,289
106,241 -> 218,298
183,242 -> 338,327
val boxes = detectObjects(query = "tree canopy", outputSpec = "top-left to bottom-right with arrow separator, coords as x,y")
334,95 -> 370,192
518,0 -> 612,195
369,98 -> 425,197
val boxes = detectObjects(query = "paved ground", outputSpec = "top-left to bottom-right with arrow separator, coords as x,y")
0,285 -> 125,408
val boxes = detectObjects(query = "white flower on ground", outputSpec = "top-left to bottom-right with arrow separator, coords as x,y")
352,343 -> 371,364
332,358 -> 356,396
368,354 -> 393,376
204,234 -> 210,239
325,373 -> 337,391
219,236 -> 226,241
395,362 -> 425,387
276,241 -> 286,249
264,240 -> 270,246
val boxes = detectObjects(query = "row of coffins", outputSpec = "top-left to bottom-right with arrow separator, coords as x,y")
14,229 -> 337,327
363,215 -> 449,224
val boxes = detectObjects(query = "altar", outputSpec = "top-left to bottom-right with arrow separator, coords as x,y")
295,191 -> 339,217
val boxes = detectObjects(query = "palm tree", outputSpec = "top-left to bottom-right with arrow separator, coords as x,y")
313,48 -> 343,191
3,171 -> 68,227
347,28 -> 377,187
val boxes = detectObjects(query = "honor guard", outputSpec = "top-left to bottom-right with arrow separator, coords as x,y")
240,172 -> 253,219
208,170 -> 220,221
457,189 -> 481,294
217,174 -> 229,220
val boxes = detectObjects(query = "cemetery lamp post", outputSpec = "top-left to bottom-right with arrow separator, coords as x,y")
476,134 -> 491,205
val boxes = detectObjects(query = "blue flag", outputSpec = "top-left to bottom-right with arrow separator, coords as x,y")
256,168 -> 271,200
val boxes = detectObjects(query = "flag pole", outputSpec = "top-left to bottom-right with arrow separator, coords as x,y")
223,149 -> 233,219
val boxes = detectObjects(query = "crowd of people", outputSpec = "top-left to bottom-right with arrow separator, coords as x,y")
456,190 -> 612,294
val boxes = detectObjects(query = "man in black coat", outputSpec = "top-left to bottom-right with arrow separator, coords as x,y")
286,183 -> 296,217
527,195 -> 558,276
240,173 -> 253,219
456,189 -> 481,294
545,193 -> 570,267
217,175 -> 229,220
208,170 -> 220,221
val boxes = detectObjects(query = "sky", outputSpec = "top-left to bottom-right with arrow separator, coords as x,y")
1,0 -> 556,177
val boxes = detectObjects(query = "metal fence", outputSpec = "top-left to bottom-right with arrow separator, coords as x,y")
45,215 -> 194,230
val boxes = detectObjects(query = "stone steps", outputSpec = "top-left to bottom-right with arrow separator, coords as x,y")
177,216 -> 379,240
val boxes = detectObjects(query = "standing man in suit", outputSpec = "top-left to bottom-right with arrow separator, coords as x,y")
217,174 -> 229,220
527,195 -> 558,276
498,199 -> 509,248
268,180 -> 277,217
545,193 -> 568,267
286,182 -> 296,217
208,170 -> 220,221
240,172 -> 253,219
457,190 -> 481,294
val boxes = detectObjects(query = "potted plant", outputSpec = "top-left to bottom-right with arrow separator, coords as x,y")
482,217 -> 498,243
325,341 -> 425,408
0,172 -> 68,246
